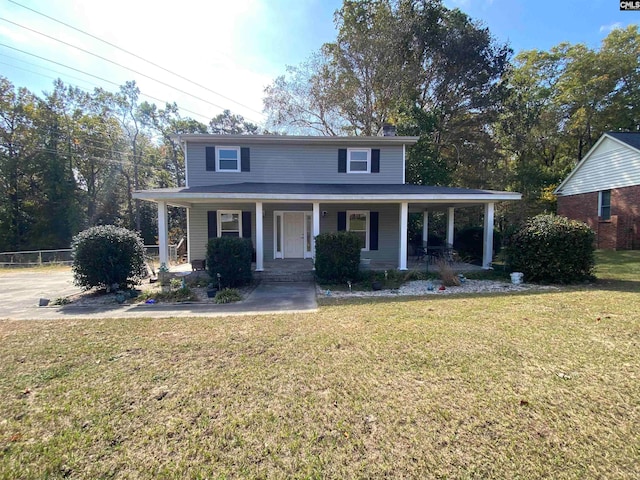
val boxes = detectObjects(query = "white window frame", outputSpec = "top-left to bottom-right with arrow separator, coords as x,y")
347,210 -> 370,251
216,146 -> 241,172
217,210 -> 242,237
347,148 -> 371,174
598,190 -> 611,220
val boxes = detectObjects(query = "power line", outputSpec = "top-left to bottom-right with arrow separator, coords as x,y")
9,0 -> 265,119
0,16 -> 264,126
0,44 -> 214,122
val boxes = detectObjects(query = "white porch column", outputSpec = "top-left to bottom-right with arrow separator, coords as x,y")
255,202 -> 264,271
157,201 -> 168,267
482,202 -> 495,269
422,210 -> 429,245
312,202 -> 320,260
399,202 -> 408,270
447,207 -> 455,246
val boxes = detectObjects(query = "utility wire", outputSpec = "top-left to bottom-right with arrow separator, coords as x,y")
0,17 -> 264,126
0,44 -> 213,122
8,0 -> 264,118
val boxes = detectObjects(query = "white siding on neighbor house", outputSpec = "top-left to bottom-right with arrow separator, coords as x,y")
558,137 -> 640,196
186,142 -> 404,187
187,202 -> 404,263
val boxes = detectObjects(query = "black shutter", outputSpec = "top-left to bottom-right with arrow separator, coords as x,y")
370,211 -> 379,250
206,146 -> 216,171
338,149 -> 347,173
337,211 -> 346,231
242,211 -> 252,238
241,147 -> 250,172
207,211 -> 217,238
371,149 -> 380,173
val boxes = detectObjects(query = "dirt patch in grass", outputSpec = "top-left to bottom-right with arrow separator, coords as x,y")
1,285 -> 639,478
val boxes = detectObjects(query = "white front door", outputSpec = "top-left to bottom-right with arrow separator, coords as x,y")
283,212 -> 305,258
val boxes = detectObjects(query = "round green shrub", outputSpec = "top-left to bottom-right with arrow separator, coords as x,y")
71,225 -> 146,290
505,214 -> 595,284
206,237 -> 253,288
315,232 -> 361,283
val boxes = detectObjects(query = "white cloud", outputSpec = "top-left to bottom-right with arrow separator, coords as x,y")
600,22 -> 622,33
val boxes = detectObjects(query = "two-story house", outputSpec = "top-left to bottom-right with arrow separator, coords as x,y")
133,133 -> 521,271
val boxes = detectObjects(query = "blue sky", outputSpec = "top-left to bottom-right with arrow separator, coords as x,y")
0,0 -> 638,127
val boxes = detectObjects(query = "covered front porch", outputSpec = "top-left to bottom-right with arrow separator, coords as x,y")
134,183 -> 521,273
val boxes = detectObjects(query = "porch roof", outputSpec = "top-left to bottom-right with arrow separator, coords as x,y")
134,183 -> 521,207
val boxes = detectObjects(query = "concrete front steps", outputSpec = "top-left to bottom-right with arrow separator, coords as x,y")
254,269 -> 315,283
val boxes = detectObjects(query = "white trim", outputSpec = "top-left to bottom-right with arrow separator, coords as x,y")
312,202 -> 320,262
402,144 -> 406,184
273,210 -> 313,259
157,201 -> 168,266
447,207 -> 455,246
598,190 -> 611,219
347,148 -> 371,174
215,146 -> 241,172
482,202 -> 495,269
134,192 -> 522,203
183,140 -> 189,187
422,210 -> 429,244
399,202 -> 408,270
255,202 -> 264,271
186,207 -> 191,263
217,210 -> 242,237
173,134 -> 419,146
346,210 -> 370,251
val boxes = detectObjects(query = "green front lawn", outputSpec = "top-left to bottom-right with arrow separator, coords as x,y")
0,252 -> 638,479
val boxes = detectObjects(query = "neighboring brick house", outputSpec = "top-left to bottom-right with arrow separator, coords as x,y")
555,132 -> 640,250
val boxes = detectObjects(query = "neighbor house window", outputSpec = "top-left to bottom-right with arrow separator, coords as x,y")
216,146 -> 240,172
347,210 -> 369,250
218,210 -> 241,237
599,190 -> 611,220
347,148 -> 371,173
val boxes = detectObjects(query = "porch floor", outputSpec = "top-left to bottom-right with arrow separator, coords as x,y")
174,258 -> 483,275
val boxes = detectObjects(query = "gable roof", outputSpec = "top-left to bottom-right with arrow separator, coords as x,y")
606,131 -> 640,152
554,132 -> 640,196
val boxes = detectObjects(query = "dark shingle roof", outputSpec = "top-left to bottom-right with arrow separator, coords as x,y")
159,183 -> 512,196
607,131 -> 640,151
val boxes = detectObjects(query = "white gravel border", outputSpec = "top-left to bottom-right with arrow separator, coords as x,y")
318,279 -> 559,298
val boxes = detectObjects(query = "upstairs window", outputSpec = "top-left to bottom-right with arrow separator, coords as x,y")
216,146 -> 240,172
347,148 -> 371,173
599,190 -> 611,220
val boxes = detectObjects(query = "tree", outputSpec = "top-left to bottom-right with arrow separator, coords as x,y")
209,109 -> 259,135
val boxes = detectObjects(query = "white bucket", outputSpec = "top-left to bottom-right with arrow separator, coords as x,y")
510,272 -> 524,285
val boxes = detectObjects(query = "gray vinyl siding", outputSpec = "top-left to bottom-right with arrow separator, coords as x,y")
186,142 -> 404,187
188,204 -> 255,262
188,203 -> 402,263
558,137 -> 640,196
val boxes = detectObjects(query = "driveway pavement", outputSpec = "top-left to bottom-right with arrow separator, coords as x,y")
0,268 -> 317,320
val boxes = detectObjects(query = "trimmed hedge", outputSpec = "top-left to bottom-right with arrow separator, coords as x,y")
206,237 -> 253,288
314,232 -> 361,283
505,214 -> 595,284
71,225 -> 146,290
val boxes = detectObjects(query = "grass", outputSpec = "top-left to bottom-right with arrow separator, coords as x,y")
0,252 -> 639,478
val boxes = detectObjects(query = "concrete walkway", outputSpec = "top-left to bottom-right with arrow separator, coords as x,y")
0,268 -> 318,320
